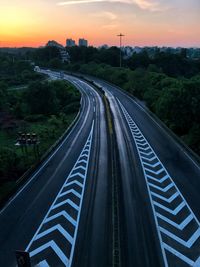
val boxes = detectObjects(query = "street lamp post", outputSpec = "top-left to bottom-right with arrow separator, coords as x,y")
117,33 -> 125,68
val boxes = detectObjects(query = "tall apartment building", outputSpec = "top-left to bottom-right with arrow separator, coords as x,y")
66,38 -> 76,47
79,38 -> 88,47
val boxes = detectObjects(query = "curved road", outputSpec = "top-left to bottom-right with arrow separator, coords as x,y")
0,70 -> 200,267
89,76 -> 200,267
0,72 -> 109,267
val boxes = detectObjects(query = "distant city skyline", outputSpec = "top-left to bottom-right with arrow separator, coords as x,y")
0,0 -> 200,48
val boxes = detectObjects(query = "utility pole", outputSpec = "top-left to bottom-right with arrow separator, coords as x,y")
117,33 -> 125,68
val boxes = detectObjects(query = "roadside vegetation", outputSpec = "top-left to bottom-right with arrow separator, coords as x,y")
68,63 -> 200,156
27,45 -> 200,156
1,46 -> 200,202
0,53 -> 80,202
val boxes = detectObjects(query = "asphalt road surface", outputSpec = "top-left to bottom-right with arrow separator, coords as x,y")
89,76 -> 200,267
0,70 -> 200,267
0,72 -> 109,267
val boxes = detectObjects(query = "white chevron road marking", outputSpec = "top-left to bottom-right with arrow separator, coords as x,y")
144,167 -> 165,175
36,260 -> 50,267
26,121 -> 94,267
141,155 -> 157,162
77,159 -> 87,164
118,99 -> 200,266
157,213 -> 193,230
137,143 -> 149,149
81,151 -> 89,157
44,211 -> 77,227
64,180 -> 83,188
154,201 -> 185,215
134,136 -> 144,141
140,151 -> 154,157
30,240 -> 69,266
35,224 -> 73,244
160,227 -> 200,248
136,139 -> 147,145
134,132 -> 142,137
73,165 -> 86,172
59,189 -> 81,198
151,191 -> 179,203
147,174 -> 169,183
194,256 -> 200,267
69,172 -> 85,180
52,197 -> 79,211
138,147 -> 152,153
149,182 -> 173,192
143,161 -> 160,168
163,243 -> 194,266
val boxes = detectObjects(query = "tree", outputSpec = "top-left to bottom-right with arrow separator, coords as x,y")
0,147 -> 20,179
26,81 -> 59,115
0,82 -> 8,111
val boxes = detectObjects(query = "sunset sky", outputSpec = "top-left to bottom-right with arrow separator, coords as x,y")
0,0 -> 200,47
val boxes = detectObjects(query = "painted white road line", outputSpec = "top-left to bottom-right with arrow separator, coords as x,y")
153,201 -> 185,215
26,121 -> 94,267
118,99 -> 200,266
157,213 -> 193,230
160,227 -> 200,248
44,211 -> 77,227
30,240 -> 69,266
0,72 -> 94,216
151,191 -> 179,203
163,243 -> 194,266
101,79 -> 200,171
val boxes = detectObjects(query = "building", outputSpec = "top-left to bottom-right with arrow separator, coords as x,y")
46,40 -> 69,62
66,38 -> 76,47
79,38 -> 88,47
60,50 -> 70,62
46,40 -> 64,49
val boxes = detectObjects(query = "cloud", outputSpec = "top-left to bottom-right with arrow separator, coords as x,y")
57,0 -> 169,12
133,0 -> 168,11
91,11 -> 118,30
102,24 -> 118,29
58,0 -> 133,5
91,11 -> 117,20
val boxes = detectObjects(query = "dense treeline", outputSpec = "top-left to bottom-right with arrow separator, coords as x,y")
28,46 -> 62,69
0,54 -> 80,200
0,79 -> 80,181
29,45 -> 200,78
25,46 -> 200,155
66,62 -> 200,156
25,80 -> 80,116
0,53 -> 43,86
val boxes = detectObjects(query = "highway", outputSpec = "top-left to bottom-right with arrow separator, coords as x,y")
88,77 -> 200,267
0,72 -> 110,267
0,69 -> 200,267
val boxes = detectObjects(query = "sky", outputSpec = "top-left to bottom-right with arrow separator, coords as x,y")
0,0 -> 200,47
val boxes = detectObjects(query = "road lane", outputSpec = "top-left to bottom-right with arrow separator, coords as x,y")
64,78 -> 110,267
0,73 -> 107,267
2,68 -> 199,267
27,122 -> 94,266
118,99 -> 200,266
105,89 -> 164,266
88,77 -> 200,267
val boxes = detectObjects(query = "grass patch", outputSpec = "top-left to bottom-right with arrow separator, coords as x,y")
0,112 -> 78,204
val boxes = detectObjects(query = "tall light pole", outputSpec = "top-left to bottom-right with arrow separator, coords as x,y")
117,33 -> 125,68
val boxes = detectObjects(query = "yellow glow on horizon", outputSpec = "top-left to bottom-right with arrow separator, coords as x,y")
0,1 -> 199,48
0,7 -> 38,37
